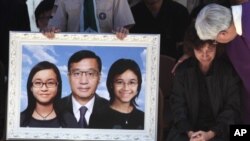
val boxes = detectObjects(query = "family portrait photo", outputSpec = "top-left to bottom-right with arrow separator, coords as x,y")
6,32 -> 160,141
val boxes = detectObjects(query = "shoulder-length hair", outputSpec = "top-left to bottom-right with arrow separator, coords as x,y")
106,59 -> 142,107
21,61 -> 62,126
184,22 -> 225,58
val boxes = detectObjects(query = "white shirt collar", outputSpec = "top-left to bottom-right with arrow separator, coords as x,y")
232,5 -> 243,36
72,95 -> 95,124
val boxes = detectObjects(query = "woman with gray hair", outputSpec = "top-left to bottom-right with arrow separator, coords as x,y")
195,2 -> 250,124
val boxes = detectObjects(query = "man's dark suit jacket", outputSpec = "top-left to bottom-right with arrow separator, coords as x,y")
56,94 -> 109,128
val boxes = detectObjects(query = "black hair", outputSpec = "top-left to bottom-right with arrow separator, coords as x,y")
183,22 -> 225,58
35,0 -> 55,27
67,50 -> 102,72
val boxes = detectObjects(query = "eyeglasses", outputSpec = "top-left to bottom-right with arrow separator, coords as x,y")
114,80 -> 138,87
70,70 -> 99,79
32,80 -> 58,88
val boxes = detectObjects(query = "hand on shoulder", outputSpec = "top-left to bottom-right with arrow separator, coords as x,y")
171,54 -> 190,74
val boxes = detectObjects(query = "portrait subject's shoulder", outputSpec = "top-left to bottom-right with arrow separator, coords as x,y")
93,94 -> 109,111
95,94 -> 109,103
59,94 -> 72,103
133,108 -> 144,119
54,94 -> 72,112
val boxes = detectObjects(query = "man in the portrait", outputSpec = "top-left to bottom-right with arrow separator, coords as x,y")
57,50 -> 109,128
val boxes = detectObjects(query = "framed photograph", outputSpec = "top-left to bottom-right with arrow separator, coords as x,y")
6,32 -> 160,141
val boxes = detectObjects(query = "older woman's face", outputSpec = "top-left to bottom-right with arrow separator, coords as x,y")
194,43 -> 216,67
31,69 -> 58,105
113,70 -> 138,104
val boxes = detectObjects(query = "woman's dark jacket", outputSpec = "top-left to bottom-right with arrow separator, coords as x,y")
168,58 -> 241,139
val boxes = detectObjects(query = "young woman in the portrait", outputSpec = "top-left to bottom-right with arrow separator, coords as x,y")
20,61 -> 63,127
90,59 -> 144,129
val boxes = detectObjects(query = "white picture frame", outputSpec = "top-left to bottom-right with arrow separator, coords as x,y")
6,32 -> 160,141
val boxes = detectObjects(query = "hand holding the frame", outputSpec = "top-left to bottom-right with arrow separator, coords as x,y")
42,26 -> 61,39
112,27 -> 129,40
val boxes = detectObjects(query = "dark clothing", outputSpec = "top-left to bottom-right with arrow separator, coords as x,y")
195,66 -> 216,131
0,0 -> 29,137
130,0 -> 189,59
57,94 -> 109,128
89,107 -> 144,129
167,58 -> 242,141
0,61 -> 6,139
0,0 -> 30,72
20,107 -> 78,128
27,117 -> 61,128
226,1 -> 250,124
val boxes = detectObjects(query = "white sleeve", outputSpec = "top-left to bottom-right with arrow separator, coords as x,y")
232,5 -> 242,36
